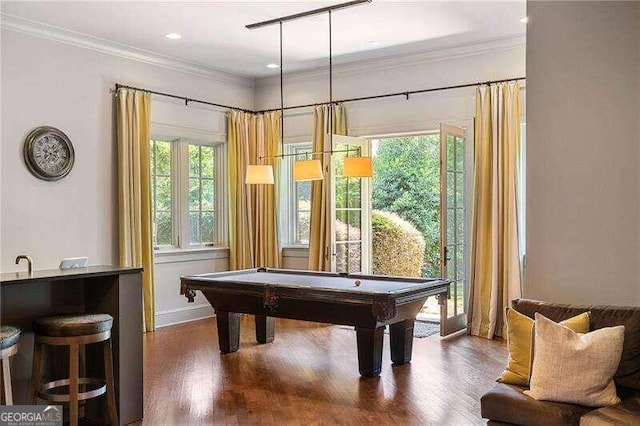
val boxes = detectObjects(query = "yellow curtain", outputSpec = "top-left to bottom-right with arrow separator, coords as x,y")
227,110 -> 281,270
308,104 -> 347,271
116,88 -> 155,332
468,83 -> 522,339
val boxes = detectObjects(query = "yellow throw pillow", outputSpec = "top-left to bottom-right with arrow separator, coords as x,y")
498,308 -> 591,386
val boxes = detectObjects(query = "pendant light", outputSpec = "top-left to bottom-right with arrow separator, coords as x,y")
245,164 -> 275,184
245,22 -> 288,185
246,0 -> 372,183
343,156 -> 373,178
293,159 -> 324,181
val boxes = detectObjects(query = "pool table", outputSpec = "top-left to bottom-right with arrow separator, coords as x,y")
180,268 -> 450,377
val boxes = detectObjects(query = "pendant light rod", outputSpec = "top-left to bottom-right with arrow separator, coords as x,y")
329,9 -> 333,150
280,21 -> 285,157
246,0 -> 371,29
258,147 -> 361,161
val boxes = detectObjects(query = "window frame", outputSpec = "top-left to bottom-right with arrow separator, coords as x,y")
150,135 -> 228,252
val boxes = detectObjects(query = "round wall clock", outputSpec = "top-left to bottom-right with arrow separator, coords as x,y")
23,126 -> 75,181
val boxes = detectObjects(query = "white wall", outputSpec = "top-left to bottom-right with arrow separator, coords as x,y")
255,37 -> 525,142
525,1 -> 640,305
0,29 -> 252,325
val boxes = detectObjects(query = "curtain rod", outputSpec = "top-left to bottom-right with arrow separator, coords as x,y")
113,76 -> 525,115
255,76 -> 525,113
113,83 -> 254,113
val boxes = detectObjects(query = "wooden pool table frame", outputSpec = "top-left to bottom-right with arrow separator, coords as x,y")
181,268 -> 450,377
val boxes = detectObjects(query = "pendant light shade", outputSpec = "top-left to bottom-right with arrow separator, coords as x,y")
245,164 -> 274,184
293,159 -> 323,182
343,156 -> 373,178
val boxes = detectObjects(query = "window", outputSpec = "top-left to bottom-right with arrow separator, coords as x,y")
150,138 -> 226,250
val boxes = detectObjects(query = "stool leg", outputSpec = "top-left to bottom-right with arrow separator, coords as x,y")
69,344 -> 79,426
30,342 -> 43,404
103,339 -> 119,425
2,356 -> 12,405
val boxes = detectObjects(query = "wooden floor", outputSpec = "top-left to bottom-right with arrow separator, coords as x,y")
138,317 -> 506,425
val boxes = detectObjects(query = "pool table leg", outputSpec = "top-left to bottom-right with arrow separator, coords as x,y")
389,319 -> 415,365
255,315 -> 275,344
216,311 -> 241,353
356,326 -> 385,377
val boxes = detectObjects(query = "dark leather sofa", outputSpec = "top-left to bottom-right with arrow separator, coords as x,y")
481,298 -> 640,425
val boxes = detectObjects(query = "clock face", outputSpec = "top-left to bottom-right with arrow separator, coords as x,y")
24,127 -> 75,181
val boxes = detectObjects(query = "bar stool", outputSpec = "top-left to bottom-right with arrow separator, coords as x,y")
31,314 -> 118,426
0,325 -> 21,405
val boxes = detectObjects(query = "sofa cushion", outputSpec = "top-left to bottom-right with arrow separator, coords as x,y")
481,383 -> 591,425
512,299 -> 640,392
500,308 -> 591,386
524,314 -> 624,407
579,396 -> 640,425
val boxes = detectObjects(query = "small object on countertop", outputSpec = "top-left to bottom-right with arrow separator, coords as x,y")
59,257 -> 89,269
354,280 -> 361,287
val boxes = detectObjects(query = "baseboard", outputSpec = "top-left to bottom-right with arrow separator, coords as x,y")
155,304 -> 215,328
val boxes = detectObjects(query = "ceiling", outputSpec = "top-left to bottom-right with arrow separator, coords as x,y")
1,1 -> 526,78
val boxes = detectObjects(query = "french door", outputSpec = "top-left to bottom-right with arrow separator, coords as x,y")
440,124 -> 468,336
330,134 -> 371,274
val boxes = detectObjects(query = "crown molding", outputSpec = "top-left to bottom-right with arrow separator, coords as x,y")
255,34 -> 526,88
0,13 -> 254,89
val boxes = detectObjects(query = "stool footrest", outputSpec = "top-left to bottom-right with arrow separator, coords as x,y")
39,378 -> 106,403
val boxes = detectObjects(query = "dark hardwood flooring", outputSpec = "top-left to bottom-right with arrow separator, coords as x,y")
139,317 -> 506,425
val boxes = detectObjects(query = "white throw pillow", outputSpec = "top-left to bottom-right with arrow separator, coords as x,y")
524,313 -> 624,407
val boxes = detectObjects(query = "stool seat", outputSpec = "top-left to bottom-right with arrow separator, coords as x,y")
0,326 -> 21,349
34,314 -> 113,337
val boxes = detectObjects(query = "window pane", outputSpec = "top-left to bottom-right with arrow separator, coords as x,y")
297,181 -> 311,203
201,211 -> 215,244
447,208 -> 455,244
347,178 -> 361,208
201,178 -> 214,211
456,280 -> 466,314
456,173 -> 464,207
155,176 -> 171,211
347,242 -> 362,273
297,211 -> 310,244
447,172 -> 455,207
336,210 -> 348,242
189,178 -> 200,211
335,177 -> 348,209
155,141 -> 171,175
151,139 -> 173,248
155,211 -> 172,246
456,136 -> 464,172
456,244 -> 465,280
447,135 -> 455,171
189,144 -> 200,177
201,146 -> 214,177
336,242 -> 362,273
456,208 -> 464,245
190,211 -> 201,244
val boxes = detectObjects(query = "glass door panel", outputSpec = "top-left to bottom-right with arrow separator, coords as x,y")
440,124 -> 468,336
331,134 -> 371,273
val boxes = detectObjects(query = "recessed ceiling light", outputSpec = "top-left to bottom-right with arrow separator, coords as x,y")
266,63 -> 280,69
367,40 -> 382,47
520,16 -> 529,24
164,33 -> 182,40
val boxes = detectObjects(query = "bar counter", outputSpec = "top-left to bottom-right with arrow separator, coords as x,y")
0,265 -> 143,425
